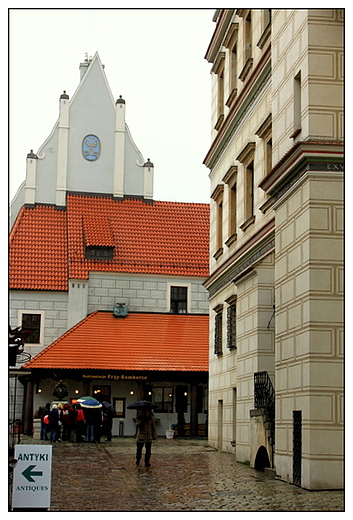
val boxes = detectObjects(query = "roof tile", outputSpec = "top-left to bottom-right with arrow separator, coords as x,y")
9,205 -> 68,291
10,195 -> 209,290
23,312 -> 209,372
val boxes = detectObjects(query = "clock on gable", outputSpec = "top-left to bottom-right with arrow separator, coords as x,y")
82,134 -> 101,161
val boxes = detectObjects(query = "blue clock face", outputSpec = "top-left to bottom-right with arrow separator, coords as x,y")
82,135 -> 100,161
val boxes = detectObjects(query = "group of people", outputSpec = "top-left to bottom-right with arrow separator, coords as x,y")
39,403 -> 157,467
39,402 -> 115,444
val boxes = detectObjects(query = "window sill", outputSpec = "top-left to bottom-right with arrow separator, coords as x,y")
213,247 -> 224,260
225,88 -> 237,108
240,215 -> 255,231
239,58 -> 253,82
225,234 -> 237,248
257,23 -> 271,50
259,197 -> 274,214
214,114 -> 224,131
290,128 -> 301,139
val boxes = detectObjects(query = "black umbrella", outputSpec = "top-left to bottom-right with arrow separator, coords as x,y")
102,401 -> 116,414
127,400 -> 159,410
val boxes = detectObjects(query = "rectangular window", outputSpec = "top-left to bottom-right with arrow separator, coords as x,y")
212,52 -> 226,130
170,286 -> 188,314
245,161 -> 254,220
211,185 -> 224,259
292,71 -> 302,139
237,142 -> 255,231
266,138 -> 272,174
217,200 -> 223,250
230,42 -> 237,94
223,166 -> 238,246
21,313 -> 41,344
227,303 -> 237,350
92,385 -> 111,401
224,22 -> 239,107
244,11 -> 252,61
153,387 -> 173,413
217,68 -> 224,119
229,183 -> 237,239
255,114 -> 272,178
214,309 -> 223,355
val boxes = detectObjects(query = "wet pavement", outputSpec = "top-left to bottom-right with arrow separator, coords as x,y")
10,436 -> 344,512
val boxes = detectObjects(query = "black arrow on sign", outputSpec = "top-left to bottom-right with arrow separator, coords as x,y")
22,464 -> 43,482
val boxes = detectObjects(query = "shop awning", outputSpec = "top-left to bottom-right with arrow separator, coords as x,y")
23,311 -> 209,372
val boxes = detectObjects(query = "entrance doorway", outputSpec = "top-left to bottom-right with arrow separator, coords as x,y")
293,410 -> 302,486
254,445 -> 270,471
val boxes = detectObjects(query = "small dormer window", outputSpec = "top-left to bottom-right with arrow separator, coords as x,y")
85,246 -> 114,260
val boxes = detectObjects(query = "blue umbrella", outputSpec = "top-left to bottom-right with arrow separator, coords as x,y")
80,398 -> 102,408
77,396 -> 95,402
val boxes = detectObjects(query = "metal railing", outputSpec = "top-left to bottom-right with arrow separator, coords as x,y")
254,371 -> 275,465
254,371 -> 275,421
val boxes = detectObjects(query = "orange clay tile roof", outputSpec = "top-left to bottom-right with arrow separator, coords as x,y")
9,205 -> 68,291
10,195 -> 209,291
23,312 -> 209,372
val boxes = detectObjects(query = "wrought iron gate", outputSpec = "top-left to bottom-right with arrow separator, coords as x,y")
293,410 -> 302,486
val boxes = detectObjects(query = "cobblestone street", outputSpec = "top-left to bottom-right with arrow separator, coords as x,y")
10,436 -> 344,512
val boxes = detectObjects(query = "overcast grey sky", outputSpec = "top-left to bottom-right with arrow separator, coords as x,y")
9,7 -> 216,203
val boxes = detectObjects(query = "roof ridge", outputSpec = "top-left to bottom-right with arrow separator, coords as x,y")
67,192 -> 210,207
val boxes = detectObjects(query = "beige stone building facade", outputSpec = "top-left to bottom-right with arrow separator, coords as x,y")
203,9 -> 343,490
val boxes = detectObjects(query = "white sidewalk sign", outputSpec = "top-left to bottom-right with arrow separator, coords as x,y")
12,444 -> 52,510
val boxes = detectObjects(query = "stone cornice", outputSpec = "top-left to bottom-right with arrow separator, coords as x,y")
204,219 -> 275,297
259,140 -> 344,197
205,9 -> 235,63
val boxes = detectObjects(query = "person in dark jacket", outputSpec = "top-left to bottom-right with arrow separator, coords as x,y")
83,407 -> 102,443
135,410 -> 157,467
102,402 -> 115,441
61,403 -> 75,441
74,404 -> 86,443
39,402 -> 50,440
49,404 -> 60,443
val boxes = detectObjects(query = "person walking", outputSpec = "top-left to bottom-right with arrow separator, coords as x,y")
135,409 -> 157,467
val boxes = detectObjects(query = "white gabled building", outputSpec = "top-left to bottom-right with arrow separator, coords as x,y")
10,53 -> 210,440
